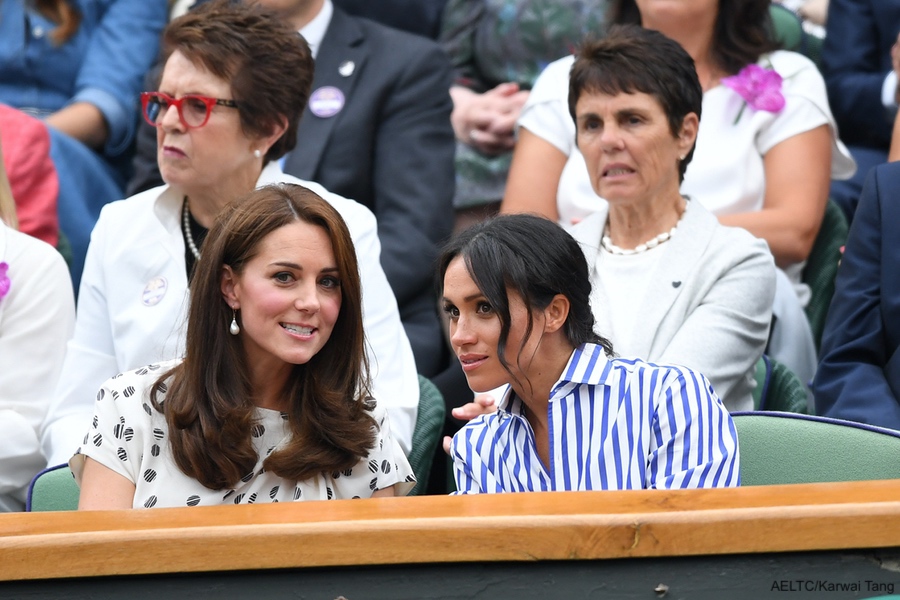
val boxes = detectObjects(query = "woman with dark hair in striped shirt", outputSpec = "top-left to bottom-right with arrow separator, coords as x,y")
440,213 -> 739,493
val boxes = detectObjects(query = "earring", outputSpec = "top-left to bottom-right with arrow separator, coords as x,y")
679,154 -> 686,161
229,308 -> 240,335
253,149 -> 262,159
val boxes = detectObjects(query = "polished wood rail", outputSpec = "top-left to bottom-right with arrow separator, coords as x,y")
1,479 -> 899,581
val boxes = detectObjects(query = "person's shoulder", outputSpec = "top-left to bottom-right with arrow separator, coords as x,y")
282,175 -> 378,232
3,225 -> 66,269
764,50 -> 823,90
97,185 -> 166,222
684,199 -> 772,258
326,7 -> 450,70
542,54 -> 577,81
343,9 -> 442,51
104,358 -> 180,391
607,356 -> 712,392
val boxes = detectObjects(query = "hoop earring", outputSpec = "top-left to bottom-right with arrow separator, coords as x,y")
230,309 -> 240,335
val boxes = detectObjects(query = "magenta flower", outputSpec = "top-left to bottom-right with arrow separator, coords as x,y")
721,64 -> 785,123
0,262 -> 8,302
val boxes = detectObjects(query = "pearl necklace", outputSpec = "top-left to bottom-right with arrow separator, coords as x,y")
182,196 -> 201,260
602,212 -> 684,256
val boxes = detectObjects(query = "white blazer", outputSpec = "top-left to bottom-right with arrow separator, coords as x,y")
569,199 -> 776,412
0,224 -> 74,509
41,163 -> 419,466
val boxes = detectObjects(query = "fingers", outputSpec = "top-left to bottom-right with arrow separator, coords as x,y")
469,128 -> 516,155
450,394 -> 498,420
488,82 -> 521,97
442,435 -> 452,456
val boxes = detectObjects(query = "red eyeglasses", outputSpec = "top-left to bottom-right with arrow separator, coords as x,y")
141,92 -> 239,129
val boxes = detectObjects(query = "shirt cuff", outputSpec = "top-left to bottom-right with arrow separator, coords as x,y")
71,87 -> 135,156
882,71 -> 898,109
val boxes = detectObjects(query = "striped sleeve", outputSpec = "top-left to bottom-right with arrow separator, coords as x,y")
450,420 -> 491,494
648,367 -> 740,489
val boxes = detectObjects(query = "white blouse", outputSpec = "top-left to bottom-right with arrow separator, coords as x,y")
519,49 -> 856,228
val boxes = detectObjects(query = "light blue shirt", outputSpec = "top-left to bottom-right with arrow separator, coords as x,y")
0,0 -> 167,156
451,343 -> 740,493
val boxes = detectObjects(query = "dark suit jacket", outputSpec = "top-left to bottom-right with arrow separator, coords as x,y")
813,162 -> 900,430
332,0 -> 447,39
822,0 -> 900,149
283,8 -> 455,376
127,7 -> 456,377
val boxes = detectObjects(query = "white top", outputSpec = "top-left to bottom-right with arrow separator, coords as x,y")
519,49 -> 856,231
299,0 -> 333,59
70,359 -> 415,508
0,224 -> 75,511
41,162 -> 419,466
593,244 -> 667,348
569,199 -> 776,412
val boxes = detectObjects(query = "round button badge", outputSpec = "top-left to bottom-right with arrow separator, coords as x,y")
142,277 -> 168,306
309,86 -> 345,119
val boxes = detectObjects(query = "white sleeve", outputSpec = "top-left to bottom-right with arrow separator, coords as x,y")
0,232 -> 75,499
41,208 -> 122,466
757,52 -> 856,179
338,201 -> 419,455
517,55 -> 578,156
70,369 -> 151,487
882,71 -> 898,109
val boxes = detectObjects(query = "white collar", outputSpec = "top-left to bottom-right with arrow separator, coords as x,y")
300,0 -> 333,60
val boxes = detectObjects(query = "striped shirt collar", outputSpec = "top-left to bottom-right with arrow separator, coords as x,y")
498,343 -> 612,414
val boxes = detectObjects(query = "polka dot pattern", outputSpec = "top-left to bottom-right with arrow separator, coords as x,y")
73,359 -> 417,508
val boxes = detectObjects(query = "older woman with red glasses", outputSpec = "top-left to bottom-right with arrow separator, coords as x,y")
40,0 -> 419,469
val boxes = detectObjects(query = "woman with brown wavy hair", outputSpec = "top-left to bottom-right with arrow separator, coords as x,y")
72,184 -> 414,509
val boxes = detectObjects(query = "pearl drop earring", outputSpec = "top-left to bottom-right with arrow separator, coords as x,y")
229,309 -> 240,335
253,149 -> 262,159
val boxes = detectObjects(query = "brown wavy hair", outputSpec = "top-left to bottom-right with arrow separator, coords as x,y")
34,0 -> 82,45
608,0 -> 779,76
159,0 -> 313,163
151,184 -> 375,490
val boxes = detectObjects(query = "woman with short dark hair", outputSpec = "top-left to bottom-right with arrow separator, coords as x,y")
503,0 -> 857,388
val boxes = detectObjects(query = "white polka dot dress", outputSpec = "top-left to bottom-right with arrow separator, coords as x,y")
70,360 -> 416,508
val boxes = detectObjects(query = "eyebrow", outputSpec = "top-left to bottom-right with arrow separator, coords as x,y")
442,293 -> 486,303
271,261 -> 340,273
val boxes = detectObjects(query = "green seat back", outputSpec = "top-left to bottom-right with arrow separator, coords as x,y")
408,375 -> 446,496
732,412 -> 900,486
768,4 -> 824,69
753,355 -> 808,414
27,464 -> 79,512
803,200 -> 849,352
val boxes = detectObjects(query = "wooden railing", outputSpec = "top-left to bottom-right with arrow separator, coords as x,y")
1,479 -> 899,582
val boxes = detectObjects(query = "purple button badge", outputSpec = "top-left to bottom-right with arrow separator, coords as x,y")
309,86 -> 345,118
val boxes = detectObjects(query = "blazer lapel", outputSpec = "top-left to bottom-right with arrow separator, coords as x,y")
284,8 -> 367,179
629,200 -> 716,356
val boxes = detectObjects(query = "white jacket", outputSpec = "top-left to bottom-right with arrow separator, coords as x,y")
0,224 -> 75,509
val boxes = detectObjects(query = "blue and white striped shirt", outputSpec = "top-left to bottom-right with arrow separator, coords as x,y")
451,343 -> 740,493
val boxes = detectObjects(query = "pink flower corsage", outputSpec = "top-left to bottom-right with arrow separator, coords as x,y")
0,262 -> 9,303
721,64 -> 785,124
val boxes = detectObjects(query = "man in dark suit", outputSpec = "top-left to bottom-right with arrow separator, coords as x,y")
127,0 -> 456,377
813,161 -> 900,431
822,0 -> 900,223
